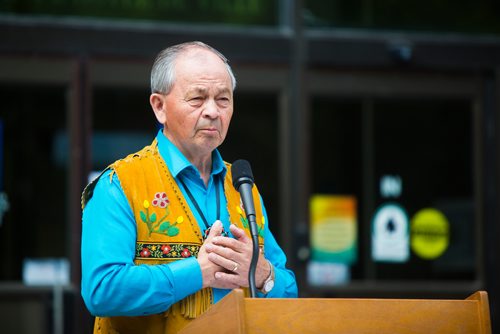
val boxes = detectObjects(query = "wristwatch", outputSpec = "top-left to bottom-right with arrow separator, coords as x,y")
260,260 -> 275,294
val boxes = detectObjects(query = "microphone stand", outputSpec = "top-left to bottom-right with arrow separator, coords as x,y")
231,160 -> 259,298
246,211 -> 259,298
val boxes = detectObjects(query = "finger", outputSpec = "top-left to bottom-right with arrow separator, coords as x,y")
229,224 -> 250,243
208,242 -> 237,258
214,271 -> 248,288
208,252 -> 239,272
210,280 -> 240,290
212,235 -> 247,255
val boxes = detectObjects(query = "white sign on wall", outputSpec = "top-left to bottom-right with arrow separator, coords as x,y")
372,203 -> 410,263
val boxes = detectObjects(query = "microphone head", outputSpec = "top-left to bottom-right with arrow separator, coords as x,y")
231,159 -> 254,189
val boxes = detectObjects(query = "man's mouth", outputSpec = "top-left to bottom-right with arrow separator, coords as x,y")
200,127 -> 218,132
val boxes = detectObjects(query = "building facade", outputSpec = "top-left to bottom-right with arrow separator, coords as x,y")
1,1 -> 500,332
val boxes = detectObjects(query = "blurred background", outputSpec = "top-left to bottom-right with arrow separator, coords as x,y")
1,0 -> 500,333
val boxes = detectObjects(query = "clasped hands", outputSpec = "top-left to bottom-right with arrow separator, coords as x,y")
197,220 -> 270,290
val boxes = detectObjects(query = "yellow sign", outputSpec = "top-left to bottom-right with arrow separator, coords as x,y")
310,195 -> 357,264
411,208 -> 449,260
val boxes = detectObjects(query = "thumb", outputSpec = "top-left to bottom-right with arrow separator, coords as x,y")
206,220 -> 223,240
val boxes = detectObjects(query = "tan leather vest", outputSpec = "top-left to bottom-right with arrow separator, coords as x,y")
83,140 -> 265,334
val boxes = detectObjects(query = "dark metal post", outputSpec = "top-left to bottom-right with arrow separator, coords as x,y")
288,0 -> 310,293
484,70 -> 500,331
68,57 -> 93,334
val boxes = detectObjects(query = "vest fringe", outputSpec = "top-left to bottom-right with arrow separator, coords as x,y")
179,288 -> 213,318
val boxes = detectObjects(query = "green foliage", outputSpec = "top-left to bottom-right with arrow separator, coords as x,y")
304,0 -> 500,35
0,0 -> 278,26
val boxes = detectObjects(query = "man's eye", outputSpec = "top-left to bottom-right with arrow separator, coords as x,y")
217,97 -> 230,106
188,97 -> 204,105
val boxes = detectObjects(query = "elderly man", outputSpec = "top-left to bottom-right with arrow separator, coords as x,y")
81,41 -> 298,333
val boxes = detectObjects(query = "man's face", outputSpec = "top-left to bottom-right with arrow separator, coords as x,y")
162,48 -> 233,160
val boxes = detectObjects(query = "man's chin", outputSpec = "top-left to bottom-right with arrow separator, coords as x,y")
195,136 -> 223,152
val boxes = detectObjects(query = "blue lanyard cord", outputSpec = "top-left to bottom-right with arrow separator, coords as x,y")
178,176 -> 221,230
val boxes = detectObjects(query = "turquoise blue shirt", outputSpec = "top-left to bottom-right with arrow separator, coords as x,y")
81,130 -> 298,316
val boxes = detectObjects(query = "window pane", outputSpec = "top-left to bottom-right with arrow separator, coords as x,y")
309,96 -> 476,285
310,98 -> 364,280
0,84 -> 67,280
373,98 -> 475,281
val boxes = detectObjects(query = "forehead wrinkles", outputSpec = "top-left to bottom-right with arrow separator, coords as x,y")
188,86 -> 208,95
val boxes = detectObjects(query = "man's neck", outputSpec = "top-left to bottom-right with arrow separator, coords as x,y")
163,130 -> 213,186
190,155 -> 212,187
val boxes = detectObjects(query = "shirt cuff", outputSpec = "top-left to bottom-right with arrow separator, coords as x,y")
165,257 -> 203,303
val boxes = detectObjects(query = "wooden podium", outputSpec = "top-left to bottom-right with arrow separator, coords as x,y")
179,289 -> 491,334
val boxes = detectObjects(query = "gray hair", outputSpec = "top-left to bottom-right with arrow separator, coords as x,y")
150,41 -> 237,94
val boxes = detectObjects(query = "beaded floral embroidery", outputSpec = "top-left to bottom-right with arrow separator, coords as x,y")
136,243 -> 199,259
236,205 -> 265,238
140,192 -> 184,237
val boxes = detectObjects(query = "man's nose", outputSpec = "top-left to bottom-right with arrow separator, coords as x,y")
202,99 -> 220,118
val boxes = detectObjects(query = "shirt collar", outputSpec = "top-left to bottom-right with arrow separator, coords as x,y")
156,129 -> 227,179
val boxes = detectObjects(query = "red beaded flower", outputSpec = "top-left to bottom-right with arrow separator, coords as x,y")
140,247 -> 151,257
152,192 -> 170,208
181,248 -> 191,258
161,244 -> 171,254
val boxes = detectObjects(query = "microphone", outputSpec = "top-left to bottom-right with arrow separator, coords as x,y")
231,159 -> 259,298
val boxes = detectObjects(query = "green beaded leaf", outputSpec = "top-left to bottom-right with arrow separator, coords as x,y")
241,216 -> 249,228
140,211 -> 147,223
159,222 -> 171,232
167,226 -> 180,237
150,212 -> 157,223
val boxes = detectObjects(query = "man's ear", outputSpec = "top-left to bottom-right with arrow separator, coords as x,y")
150,93 -> 167,124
